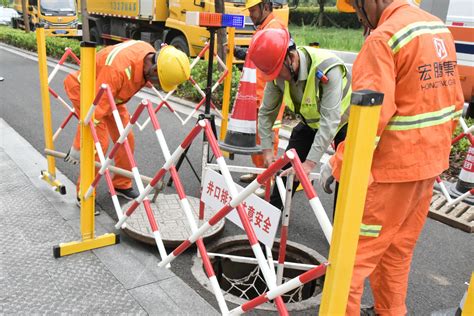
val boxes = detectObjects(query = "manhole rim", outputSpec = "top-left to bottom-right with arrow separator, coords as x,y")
122,193 -> 226,247
191,235 -> 327,312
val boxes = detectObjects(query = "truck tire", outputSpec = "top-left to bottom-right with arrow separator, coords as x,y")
11,18 -> 17,29
90,27 -> 103,45
169,36 -> 190,56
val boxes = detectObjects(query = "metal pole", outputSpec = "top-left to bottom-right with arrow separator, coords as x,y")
319,90 -> 384,314
81,0 -> 90,41
205,28 -> 216,116
220,27 -> 235,141
36,25 -> 65,194
21,0 -> 30,33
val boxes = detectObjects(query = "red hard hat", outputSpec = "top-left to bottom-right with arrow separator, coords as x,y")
247,28 -> 290,81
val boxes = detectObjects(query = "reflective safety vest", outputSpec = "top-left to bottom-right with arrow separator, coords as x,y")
283,46 -> 351,130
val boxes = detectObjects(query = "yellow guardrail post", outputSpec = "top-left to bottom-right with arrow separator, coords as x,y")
319,90 -> 384,314
463,273 -> 474,315
36,24 -> 66,195
53,41 -> 119,258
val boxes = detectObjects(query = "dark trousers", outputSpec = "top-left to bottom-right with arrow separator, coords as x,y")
269,122 -> 347,222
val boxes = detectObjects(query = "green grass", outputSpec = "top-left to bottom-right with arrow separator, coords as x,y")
289,25 -> 364,52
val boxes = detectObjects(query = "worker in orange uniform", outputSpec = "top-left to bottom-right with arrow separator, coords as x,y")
233,0 -> 288,194
63,40 -> 190,205
320,0 -> 465,314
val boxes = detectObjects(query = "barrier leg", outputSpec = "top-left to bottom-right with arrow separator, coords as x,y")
276,174 -> 294,285
53,41 -> 119,258
228,263 -> 328,315
319,90 -> 384,314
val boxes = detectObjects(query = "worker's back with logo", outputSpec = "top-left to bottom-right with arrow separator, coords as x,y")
352,0 -> 465,182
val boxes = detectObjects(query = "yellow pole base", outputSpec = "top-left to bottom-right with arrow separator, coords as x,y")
40,170 -> 66,195
53,233 -> 120,258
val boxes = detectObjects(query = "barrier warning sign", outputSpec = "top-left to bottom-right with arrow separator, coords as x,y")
202,169 -> 281,247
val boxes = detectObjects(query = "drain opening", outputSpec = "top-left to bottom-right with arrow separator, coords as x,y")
213,249 -> 321,303
192,236 -> 327,311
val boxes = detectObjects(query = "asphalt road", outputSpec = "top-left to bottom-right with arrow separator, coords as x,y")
0,43 -> 472,315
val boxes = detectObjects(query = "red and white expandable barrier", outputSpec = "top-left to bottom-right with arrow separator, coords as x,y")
228,262 -> 328,315
448,188 -> 474,206
48,47 -> 80,84
49,87 -> 79,141
87,119 -> 125,224
138,42 -> 227,129
138,102 -> 230,313
82,85 -> 170,266
153,122 -> 332,313
47,48 -> 81,142
275,175 -> 293,286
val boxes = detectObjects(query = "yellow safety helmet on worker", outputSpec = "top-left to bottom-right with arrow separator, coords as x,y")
244,0 -> 276,26
149,45 -> 191,92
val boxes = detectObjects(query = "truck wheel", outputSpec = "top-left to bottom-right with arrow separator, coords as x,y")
169,36 -> 190,56
90,27 -> 103,45
11,18 -> 17,29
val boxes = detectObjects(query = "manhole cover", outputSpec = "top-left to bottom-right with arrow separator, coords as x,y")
191,235 -> 327,312
122,194 -> 225,246
430,192 -> 474,233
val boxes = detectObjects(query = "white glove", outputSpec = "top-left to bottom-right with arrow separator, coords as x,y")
319,160 -> 335,194
64,147 -> 80,165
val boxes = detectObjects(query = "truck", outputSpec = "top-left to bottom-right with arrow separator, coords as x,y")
83,0 -> 289,57
11,0 -> 79,37
416,0 -> 474,107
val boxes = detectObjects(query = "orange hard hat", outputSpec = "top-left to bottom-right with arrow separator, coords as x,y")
247,28 -> 290,81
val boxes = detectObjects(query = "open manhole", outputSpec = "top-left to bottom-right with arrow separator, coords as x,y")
191,236 -> 327,311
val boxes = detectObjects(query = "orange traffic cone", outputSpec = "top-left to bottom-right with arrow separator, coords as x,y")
219,58 -> 261,155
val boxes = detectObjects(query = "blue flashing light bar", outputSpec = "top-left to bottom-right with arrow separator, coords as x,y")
222,14 -> 245,29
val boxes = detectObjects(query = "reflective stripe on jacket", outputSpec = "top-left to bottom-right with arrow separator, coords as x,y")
282,46 -> 351,130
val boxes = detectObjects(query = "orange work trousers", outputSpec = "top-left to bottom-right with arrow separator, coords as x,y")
346,177 -> 436,316
252,103 -> 286,167
65,77 -> 134,191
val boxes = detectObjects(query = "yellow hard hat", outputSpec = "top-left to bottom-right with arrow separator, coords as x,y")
336,0 -> 355,13
156,45 -> 190,92
245,0 -> 263,10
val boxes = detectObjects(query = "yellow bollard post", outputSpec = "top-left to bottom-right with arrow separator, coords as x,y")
319,90 -> 384,314
53,42 -> 119,258
220,27 -> 235,142
36,24 -> 66,195
79,41 -> 97,241
463,273 -> 474,315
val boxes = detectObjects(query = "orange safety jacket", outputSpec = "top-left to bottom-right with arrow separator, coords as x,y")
255,13 -> 286,105
332,0 -> 464,183
66,40 -> 155,120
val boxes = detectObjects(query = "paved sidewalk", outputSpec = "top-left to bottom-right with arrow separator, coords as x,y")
0,118 -> 219,315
